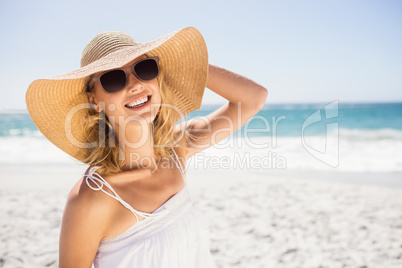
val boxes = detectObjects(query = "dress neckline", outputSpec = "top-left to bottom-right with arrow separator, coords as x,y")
90,148 -> 187,242
100,184 -> 188,242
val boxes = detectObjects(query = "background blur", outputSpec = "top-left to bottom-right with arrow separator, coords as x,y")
1,1 -> 402,267
0,0 -> 401,111
1,0 -> 401,176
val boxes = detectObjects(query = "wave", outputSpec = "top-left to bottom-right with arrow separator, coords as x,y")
0,136 -> 80,165
2,128 -> 42,137
185,134 -> 402,173
1,128 -> 401,172
338,128 -> 402,141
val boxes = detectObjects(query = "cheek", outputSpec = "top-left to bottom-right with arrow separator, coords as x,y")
95,93 -> 121,116
150,87 -> 162,116
153,83 -> 162,101
154,93 -> 162,104
100,97 -> 115,112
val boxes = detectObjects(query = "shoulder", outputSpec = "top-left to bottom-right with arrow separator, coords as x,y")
62,174 -> 115,238
67,172 -> 116,213
59,174 -> 113,267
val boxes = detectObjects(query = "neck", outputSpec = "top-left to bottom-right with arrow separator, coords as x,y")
114,121 -> 158,172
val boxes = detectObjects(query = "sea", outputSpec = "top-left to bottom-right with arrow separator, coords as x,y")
1,102 -> 401,175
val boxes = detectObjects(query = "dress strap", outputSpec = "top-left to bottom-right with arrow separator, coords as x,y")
83,166 -> 166,223
170,148 -> 186,182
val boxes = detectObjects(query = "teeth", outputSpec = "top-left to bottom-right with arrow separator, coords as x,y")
127,96 -> 149,108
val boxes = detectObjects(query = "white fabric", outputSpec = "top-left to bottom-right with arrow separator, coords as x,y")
83,149 -> 216,268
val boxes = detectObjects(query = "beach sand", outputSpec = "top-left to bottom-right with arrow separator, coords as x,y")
1,164 -> 402,268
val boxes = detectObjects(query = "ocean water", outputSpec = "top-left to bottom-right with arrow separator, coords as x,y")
1,102 -> 401,173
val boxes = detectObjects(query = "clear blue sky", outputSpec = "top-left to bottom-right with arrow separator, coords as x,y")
0,0 -> 401,110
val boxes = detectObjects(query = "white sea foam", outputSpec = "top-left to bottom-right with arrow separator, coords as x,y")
0,136 -> 79,164
186,128 -> 402,172
338,128 -> 402,140
1,128 -> 401,172
6,128 -> 42,137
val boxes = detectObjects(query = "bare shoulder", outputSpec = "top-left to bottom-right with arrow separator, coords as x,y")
59,175 -> 114,267
66,175 -> 114,226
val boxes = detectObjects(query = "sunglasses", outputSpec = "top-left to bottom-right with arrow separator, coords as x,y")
92,56 -> 160,93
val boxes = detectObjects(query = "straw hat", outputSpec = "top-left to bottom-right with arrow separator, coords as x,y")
25,26 -> 208,163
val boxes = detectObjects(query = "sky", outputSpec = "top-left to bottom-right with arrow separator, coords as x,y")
0,0 -> 401,111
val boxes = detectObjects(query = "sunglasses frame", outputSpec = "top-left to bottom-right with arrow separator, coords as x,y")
92,56 -> 160,94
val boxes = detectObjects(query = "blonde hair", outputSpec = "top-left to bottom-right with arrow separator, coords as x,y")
81,66 -> 200,176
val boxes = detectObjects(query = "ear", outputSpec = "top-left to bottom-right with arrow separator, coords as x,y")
86,92 -> 102,113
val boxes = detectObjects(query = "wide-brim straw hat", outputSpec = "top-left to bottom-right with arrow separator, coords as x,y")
25,26 -> 208,164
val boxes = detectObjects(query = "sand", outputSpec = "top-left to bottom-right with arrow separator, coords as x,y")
1,164 -> 402,268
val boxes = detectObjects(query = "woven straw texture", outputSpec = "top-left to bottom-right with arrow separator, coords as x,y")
25,26 -> 208,163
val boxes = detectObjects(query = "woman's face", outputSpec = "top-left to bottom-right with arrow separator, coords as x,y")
87,54 -> 162,127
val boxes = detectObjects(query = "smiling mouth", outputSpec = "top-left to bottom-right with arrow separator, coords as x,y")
125,95 -> 152,109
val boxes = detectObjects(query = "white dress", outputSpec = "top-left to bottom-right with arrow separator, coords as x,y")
83,149 -> 216,268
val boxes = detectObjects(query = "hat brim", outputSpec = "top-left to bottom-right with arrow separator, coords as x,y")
25,26 -> 208,163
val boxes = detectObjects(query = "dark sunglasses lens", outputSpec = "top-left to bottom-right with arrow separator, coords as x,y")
134,59 -> 159,81
100,70 -> 126,93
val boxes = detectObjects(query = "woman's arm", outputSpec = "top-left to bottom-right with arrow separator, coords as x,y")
59,180 -> 108,268
176,64 -> 268,160
205,64 -> 268,109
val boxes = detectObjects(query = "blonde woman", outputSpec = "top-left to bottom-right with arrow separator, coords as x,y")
26,27 -> 267,268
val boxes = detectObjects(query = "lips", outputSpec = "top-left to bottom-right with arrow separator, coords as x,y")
125,93 -> 151,107
124,95 -> 152,111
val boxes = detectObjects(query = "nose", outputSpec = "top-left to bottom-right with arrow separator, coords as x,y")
126,71 -> 143,92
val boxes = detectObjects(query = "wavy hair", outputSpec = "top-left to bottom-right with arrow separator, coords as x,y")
81,64 -> 201,176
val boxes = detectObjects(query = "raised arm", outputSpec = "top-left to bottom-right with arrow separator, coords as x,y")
176,64 -> 268,160
205,64 -> 268,109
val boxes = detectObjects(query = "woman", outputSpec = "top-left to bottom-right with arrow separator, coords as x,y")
26,27 -> 267,267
